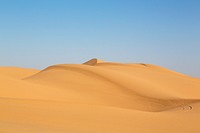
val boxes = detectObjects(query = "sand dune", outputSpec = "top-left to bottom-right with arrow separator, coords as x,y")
0,58 -> 200,133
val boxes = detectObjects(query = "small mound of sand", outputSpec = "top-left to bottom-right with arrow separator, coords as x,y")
83,58 -> 104,66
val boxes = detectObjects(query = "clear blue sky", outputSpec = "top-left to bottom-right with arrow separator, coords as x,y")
0,0 -> 200,77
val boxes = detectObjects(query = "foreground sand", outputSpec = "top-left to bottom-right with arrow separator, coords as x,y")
0,58 -> 200,133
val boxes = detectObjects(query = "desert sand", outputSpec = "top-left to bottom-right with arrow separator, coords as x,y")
0,58 -> 200,133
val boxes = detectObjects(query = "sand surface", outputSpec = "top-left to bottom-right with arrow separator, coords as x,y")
0,58 -> 200,133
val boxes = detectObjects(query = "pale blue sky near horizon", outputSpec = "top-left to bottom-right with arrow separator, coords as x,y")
0,0 -> 200,77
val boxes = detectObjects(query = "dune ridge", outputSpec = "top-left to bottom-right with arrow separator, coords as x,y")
0,59 -> 200,133
83,58 -> 104,65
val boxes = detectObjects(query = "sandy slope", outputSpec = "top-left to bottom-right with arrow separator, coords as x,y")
0,58 -> 200,133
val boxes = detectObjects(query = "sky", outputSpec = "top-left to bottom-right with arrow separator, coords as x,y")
0,0 -> 200,77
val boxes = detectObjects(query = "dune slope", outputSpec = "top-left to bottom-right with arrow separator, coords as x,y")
0,59 -> 200,133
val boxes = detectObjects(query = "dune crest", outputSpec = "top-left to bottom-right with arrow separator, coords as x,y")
0,59 -> 200,133
83,58 -> 104,65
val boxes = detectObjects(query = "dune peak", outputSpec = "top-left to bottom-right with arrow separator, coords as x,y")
83,58 -> 104,65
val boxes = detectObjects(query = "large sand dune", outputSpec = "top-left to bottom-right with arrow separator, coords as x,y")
0,58 -> 200,133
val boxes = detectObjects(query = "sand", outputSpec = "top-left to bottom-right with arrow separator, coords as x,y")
0,58 -> 200,133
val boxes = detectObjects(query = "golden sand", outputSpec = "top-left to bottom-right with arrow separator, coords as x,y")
0,59 -> 200,133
